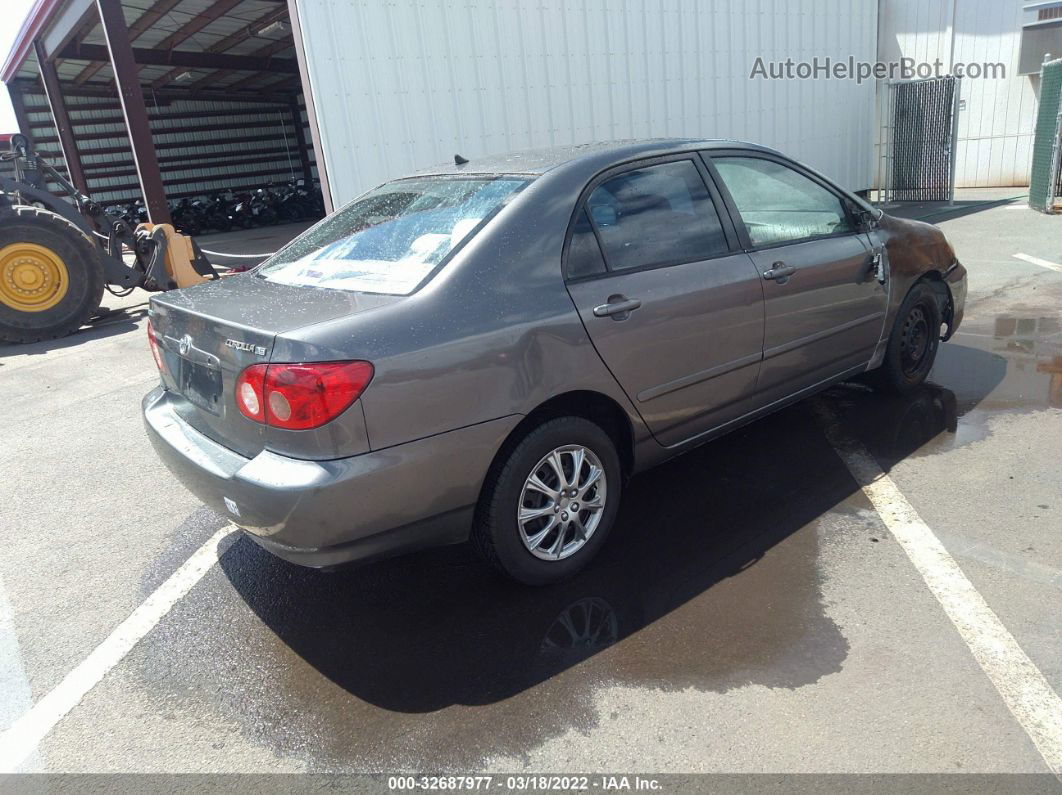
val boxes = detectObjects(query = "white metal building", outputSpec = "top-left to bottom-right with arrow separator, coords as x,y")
878,0 -> 1054,188
293,0 -> 880,206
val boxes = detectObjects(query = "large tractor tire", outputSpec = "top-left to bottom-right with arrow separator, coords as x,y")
0,206 -> 105,344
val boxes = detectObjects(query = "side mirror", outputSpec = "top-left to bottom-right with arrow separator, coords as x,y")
856,208 -> 879,230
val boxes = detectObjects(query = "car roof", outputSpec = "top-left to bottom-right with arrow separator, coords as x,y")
409,138 -> 783,178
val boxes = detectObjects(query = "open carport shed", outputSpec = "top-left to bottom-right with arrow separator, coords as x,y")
1,0 -> 321,225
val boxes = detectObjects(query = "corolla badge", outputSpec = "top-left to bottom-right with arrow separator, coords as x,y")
225,338 -> 267,356
178,334 -> 192,356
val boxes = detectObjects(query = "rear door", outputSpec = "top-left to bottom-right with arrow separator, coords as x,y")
564,155 -> 765,447
706,152 -> 888,402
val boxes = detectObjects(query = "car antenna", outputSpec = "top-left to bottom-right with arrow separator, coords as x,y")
454,154 -> 469,166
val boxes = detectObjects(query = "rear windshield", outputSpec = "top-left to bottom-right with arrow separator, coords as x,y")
257,176 -> 529,295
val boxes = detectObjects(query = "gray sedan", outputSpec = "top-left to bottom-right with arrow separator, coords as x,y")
143,139 -> 967,584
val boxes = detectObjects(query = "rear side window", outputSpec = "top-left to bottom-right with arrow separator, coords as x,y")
712,156 -> 855,246
257,176 -> 529,295
585,160 -> 729,272
566,209 -> 608,279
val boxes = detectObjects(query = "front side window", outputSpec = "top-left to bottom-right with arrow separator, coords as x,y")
258,176 -> 529,295
712,156 -> 854,247
585,160 -> 729,272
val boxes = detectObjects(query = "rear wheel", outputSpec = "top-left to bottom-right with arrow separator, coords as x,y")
473,416 -> 622,585
0,206 -> 105,344
866,281 -> 942,394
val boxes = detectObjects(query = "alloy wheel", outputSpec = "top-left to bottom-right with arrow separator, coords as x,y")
517,444 -> 607,561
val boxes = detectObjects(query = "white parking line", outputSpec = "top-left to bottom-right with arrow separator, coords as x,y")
1014,253 -> 1062,273
0,526 -> 235,773
816,404 -> 1062,777
0,572 -> 39,772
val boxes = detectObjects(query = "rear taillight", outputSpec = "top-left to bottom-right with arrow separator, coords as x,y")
146,319 -> 166,374
264,362 -> 374,429
234,361 -> 374,430
235,364 -> 267,423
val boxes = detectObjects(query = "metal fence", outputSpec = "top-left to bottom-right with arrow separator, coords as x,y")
1029,57 -> 1062,213
879,76 -> 961,204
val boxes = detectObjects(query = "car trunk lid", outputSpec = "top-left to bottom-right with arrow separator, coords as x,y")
149,275 -> 399,457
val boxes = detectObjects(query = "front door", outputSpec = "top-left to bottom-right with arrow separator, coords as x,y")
709,154 -> 888,401
564,157 -> 765,447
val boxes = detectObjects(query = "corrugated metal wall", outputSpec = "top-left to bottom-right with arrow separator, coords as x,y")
17,88 -> 318,205
293,0 -> 879,206
878,0 -> 1038,187
7,94 -> 68,192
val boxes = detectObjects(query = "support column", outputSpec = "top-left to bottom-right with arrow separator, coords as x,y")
287,0 -> 333,213
7,84 -> 35,145
288,96 -> 314,187
95,0 -> 170,224
33,40 -> 88,192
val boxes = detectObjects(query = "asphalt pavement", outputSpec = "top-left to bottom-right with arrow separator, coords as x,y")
0,196 -> 1059,780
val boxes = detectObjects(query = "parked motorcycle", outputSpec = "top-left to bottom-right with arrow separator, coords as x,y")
100,178 -> 325,234
169,197 -> 203,236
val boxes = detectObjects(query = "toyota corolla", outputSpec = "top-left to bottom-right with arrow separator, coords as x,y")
143,139 -> 967,584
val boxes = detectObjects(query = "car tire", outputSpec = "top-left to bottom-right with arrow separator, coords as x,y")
866,281 -> 942,395
0,206 -> 105,344
473,416 -> 622,585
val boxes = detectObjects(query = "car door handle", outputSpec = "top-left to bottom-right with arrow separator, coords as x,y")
763,263 -> 796,281
593,296 -> 642,318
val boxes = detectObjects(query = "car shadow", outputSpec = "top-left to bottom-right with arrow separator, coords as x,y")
880,196 -> 1025,224
219,343 -> 1006,714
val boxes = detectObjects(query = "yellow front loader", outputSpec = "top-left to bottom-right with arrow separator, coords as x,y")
0,134 -> 219,344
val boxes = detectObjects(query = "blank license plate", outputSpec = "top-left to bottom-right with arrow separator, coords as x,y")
179,358 -> 222,415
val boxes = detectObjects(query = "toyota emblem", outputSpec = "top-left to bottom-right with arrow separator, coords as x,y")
178,335 -> 192,356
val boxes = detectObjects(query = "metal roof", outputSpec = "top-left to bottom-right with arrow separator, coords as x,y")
3,0 -> 298,100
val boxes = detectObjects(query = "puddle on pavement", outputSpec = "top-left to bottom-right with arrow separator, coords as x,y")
949,314 -> 1062,410
885,311 -> 1061,461
134,307 -> 1060,770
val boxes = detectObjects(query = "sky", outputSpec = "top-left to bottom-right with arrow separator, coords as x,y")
0,0 -> 39,133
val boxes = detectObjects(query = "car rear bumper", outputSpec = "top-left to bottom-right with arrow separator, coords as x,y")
142,386 -> 519,567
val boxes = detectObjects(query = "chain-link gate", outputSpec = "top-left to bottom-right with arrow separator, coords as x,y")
1029,57 -> 1062,214
879,76 -> 961,203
